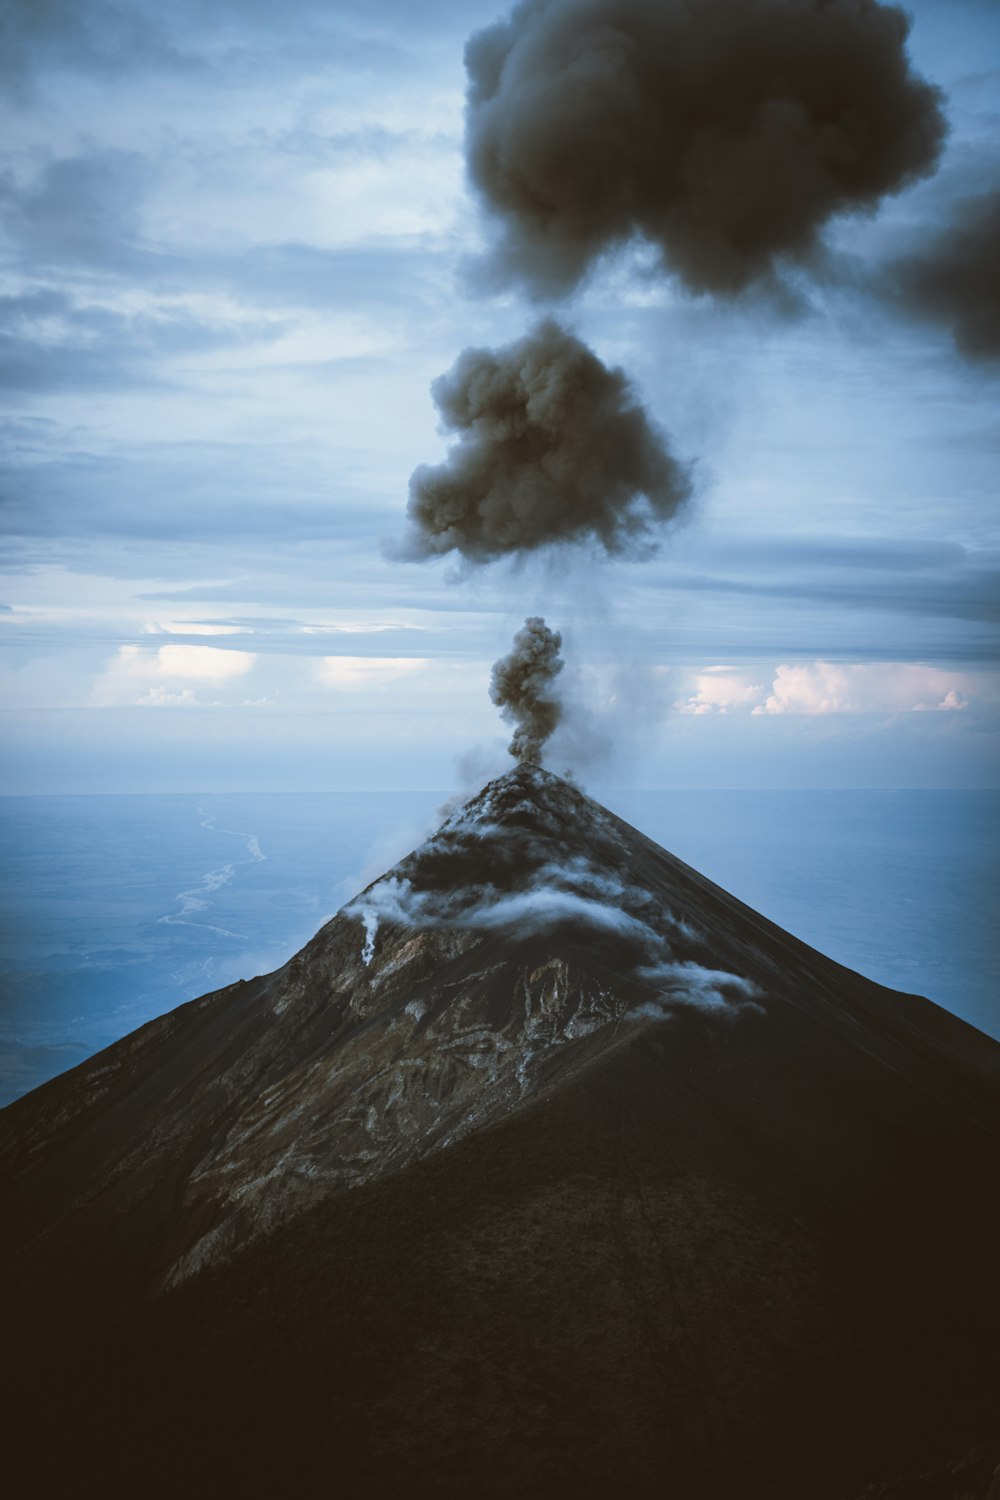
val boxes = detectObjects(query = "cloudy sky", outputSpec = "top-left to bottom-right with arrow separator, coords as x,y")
1,0 -> 998,793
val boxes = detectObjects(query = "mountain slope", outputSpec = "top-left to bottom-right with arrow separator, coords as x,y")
2,765 -> 998,1497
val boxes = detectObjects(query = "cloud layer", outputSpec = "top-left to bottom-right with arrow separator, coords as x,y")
675,660 -> 978,716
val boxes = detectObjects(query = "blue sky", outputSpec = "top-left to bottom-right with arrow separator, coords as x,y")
1,0 -> 998,792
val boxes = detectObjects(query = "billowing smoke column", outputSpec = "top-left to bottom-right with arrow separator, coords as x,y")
465,0 -> 947,297
896,191 -> 1000,360
395,319 -> 692,564
490,616 -> 564,763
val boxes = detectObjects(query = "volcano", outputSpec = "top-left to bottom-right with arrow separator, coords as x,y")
2,766 -> 999,1498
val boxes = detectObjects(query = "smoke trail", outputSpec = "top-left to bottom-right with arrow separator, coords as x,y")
490,616 -> 564,763
465,0 -> 947,298
893,190 -> 1000,360
393,319 -> 692,564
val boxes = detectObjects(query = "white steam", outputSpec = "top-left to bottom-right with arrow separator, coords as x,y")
632,961 -> 763,1019
345,848 -> 761,1021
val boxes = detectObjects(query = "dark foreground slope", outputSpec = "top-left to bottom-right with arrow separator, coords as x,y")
2,766 -> 999,1498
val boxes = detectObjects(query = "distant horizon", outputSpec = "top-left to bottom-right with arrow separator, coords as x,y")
4,783 -> 1000,797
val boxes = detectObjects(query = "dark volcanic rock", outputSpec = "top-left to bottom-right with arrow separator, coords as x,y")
1,765 -> 998,1498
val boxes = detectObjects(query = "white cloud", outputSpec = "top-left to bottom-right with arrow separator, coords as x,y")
135,686 -> 199,706
92,644 -> 256,705
142,644 -> 255,681
675,668 -> 764,715
928,689 -> 969,713
301,621 -> 425,636
314,656 -> 429,690
759,662 -> 974,716
672,661 -> 983,719
145,621 -> 242,637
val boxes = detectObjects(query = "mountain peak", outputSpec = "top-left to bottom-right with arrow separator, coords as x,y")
3,775 -> 999,1497
440,759 -> 582,833
376,760 -> 636,898
344,762 -> 679,979
3,768 -> 773,1287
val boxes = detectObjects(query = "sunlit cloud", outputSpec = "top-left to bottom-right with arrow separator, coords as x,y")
675,668 -> 764,716
301,621 -> 425,636
143,645 -> 255,680
758,662 -> 974,716
672,662 -> 984,718
314,656 -> 429,690
92,644 -> 256,705
145,621 -> 243,637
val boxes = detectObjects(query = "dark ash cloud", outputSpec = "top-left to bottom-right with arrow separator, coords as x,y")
465,0 -> 947,298
490,616 -> 564,763
894,190 -> 1000,359
394,320 -> 693,564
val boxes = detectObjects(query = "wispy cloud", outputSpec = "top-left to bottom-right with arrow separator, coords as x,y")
314,656 -> 429,689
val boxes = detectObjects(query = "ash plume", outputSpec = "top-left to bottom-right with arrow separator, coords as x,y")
465,0 -> 947,298
394,320 -> 692,564
490,616 -> 564,763
894,190 -> 1000,360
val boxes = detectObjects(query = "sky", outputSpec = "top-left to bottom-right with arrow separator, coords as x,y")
1,0 -> 998,793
